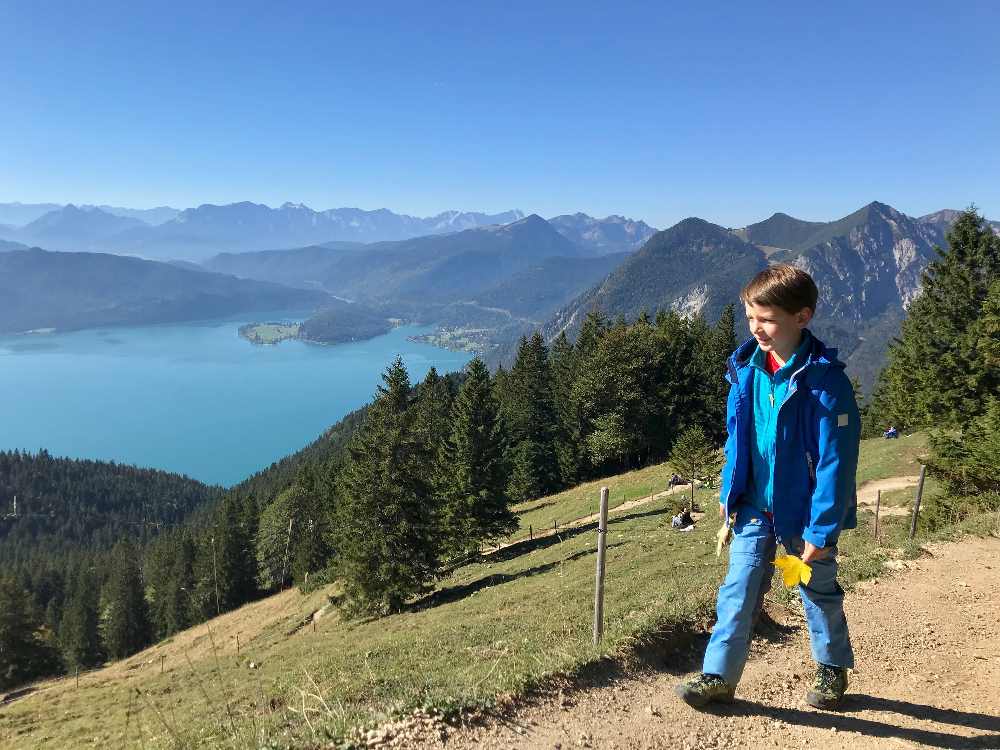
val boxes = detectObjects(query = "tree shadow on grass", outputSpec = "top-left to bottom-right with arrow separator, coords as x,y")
493,503 -> 674,563
408,543 -> 624,613
707,695 -> 1000,749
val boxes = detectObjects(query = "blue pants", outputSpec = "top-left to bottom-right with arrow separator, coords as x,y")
702,503 -> 854,686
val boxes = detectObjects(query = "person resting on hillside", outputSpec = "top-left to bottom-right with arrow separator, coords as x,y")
676,264 -> 861,711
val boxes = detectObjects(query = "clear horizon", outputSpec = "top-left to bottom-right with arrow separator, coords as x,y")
3,1 -> 998,228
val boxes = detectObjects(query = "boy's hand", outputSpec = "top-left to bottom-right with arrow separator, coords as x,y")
718,503 -> 725,520
801,541 -> 831,563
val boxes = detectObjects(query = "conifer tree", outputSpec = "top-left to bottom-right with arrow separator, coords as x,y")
572,322 -> 665,471
873,209 -> 1000,428
289,469 -> 333,587
413,367 -> 453,455
59,569 -> 102,671
549,331 -> 584,485
163,532 -> 197,635
256,486 -> 307,591
505,333 -> 561,502
101,541 -> 151,660
413,366 -> 455,503
439,358 -> 515,557
213,494 -> 258,610
0,576 -> 45,689
575,309 -> 609,361
331,357 -> 440,614
698,305 -> 738,442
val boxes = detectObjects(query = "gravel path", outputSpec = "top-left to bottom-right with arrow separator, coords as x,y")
857,476 -> 922,517
401,535 -> 1000,750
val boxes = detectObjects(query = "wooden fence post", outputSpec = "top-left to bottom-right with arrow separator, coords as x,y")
874,489 -> 882,542
593,487 -> 610,645
236,633 -> 240,655
529,525 -> 533,541
909,465 -> 927,539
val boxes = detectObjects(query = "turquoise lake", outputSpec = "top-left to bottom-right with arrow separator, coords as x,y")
0,316 -> 473,487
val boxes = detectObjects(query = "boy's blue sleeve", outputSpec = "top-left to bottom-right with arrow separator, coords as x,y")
803,372 -> 861,549
719,377 -> 739,511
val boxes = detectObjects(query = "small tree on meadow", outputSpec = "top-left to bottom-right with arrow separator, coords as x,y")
668,426 -> 723,512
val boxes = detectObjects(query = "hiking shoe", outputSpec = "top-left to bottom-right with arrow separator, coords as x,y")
675,672 -> 735,708
805,664 -> 848,710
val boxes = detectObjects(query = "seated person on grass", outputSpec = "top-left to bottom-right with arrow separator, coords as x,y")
676,264 -> 861,711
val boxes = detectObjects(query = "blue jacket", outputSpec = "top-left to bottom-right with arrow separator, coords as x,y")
720,330 -> 861,548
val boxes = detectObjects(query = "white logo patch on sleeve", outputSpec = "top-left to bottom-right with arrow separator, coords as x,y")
837,413 -> 849,427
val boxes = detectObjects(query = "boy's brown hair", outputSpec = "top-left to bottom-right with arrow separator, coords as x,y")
740,263 -> 819,314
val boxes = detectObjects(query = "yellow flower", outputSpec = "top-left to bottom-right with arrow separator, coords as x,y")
774,554 -> 812,587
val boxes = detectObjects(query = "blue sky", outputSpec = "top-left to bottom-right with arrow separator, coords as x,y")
2,1 -> 998,228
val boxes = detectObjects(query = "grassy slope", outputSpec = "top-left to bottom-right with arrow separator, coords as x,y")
1,432 -> 972,749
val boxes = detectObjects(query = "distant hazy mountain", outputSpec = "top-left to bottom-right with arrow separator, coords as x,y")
0,202 -> 180,228
732,212 -> 827,252
0,239 -> 29,252
1,205 -> 147,252
548,213 -> 657,255
919,208 -> 1000,236
473,252 -> 630,320
321,214 -> 587,303
0,202 -> 63,226
87,204 -> 181,225
203,242 -> 367,290
113,202 -> 527,260
0,248 -> 330,334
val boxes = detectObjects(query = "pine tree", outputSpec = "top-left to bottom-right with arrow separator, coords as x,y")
439,358 -> 515,557
0,577 -> 46,689
256,486 -> 308,592
504,333 -> 561,502
873,209 -> 1000,428
101,541 -> 151,660
412,366 -> 455,507
59,569 -> 102,671
929,397 -> 1000,496
331,357 -> 440,614
214,493 -> 258,609
549,331 -> 584,485
572,320 -> 667,472
289,473 -> 333,587
163,532 -> 197,635
704,305 -> 738,442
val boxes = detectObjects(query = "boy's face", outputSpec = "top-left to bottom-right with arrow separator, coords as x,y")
744,302 -> 813,359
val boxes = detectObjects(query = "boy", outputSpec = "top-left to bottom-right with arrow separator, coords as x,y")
676,264 -> 861,710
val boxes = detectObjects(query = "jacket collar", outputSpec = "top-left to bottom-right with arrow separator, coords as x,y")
726,328 -> 842,386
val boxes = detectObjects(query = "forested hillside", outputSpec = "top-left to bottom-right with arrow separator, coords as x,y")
0,451 -> 220,560
0,248 -> 330,334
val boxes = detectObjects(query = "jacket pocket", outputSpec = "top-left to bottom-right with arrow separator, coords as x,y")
805,450 -> 817,489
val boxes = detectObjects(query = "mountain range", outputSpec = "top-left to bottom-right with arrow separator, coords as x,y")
2,196 -> 994,392
0,201 -> 654,260
527,201 -> 982,392
0,202 -> 180,227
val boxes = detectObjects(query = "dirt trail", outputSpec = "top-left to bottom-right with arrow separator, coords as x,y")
416,535 -> 1000,750
858,476 -> 922,517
